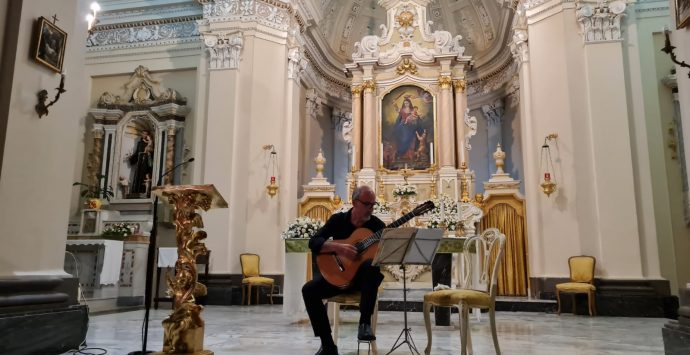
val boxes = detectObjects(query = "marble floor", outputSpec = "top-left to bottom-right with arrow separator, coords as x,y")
67,306 -> 666,355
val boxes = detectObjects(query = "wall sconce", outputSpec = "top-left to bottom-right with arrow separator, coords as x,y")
662,28 -> 690,79
540,133 -> 558,197
263,144 -> 278,198
86,2 -> 100,34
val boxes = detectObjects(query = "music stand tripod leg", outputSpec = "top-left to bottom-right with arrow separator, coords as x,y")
386,265 -> 420,355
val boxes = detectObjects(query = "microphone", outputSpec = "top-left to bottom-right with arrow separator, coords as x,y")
130,157 -> 195,355
157,157 -> 195,186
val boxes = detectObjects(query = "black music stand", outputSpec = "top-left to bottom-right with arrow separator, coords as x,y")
373,227 -> 443,355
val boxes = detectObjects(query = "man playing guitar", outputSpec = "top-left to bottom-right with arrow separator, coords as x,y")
302,186 -> 384,355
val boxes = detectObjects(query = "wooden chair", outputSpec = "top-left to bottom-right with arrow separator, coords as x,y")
556,255 -> 596,316
327,289 -> 381,354
422,228 -> 506,355
240,253 -> 275,305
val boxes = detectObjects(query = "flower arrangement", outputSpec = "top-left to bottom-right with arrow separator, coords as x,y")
425,194 -> 461,231
101,222 -> 136,238
392,183 -> 417,197
281,217 -> 324,239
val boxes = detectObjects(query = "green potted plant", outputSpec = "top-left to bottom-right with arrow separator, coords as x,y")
73,175 -> 115,209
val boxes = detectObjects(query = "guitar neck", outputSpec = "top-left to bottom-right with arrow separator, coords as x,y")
355,211 -> 419,252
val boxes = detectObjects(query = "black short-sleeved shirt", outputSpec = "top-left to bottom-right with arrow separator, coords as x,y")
308,209 -> 386,254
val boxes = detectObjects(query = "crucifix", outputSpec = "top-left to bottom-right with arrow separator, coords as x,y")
399,164 -> 414,184
52,14 -> 59,24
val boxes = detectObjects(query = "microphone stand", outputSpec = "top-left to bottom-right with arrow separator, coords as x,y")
129,158 -> 194,355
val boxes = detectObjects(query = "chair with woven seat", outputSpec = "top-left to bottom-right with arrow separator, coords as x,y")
422,228 -> 506,355
327,288 -> 382,354
240,253 -> 275,305
556,255 -> 596,316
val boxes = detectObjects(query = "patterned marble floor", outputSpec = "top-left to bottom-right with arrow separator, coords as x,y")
68,305 -> 666,355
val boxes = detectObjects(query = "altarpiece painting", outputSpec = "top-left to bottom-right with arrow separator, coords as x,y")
381,85 -> 435,171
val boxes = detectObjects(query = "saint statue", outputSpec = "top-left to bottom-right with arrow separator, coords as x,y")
128,130 -> 154,198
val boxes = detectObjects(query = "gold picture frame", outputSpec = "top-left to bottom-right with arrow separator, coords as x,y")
677,0 -> 690,29
32,17 -> 67,73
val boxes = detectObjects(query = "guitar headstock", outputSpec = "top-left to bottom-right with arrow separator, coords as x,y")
412,200 -> 435,216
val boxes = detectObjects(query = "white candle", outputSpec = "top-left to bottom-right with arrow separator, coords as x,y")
430,142 -> 434,164
440,199 -> 445,220
380,143 -> 384,166
352,145 -> 356,169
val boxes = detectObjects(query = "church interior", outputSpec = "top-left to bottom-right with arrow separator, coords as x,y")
1,0 -> 690,354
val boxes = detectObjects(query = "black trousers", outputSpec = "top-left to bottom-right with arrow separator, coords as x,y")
302,259 -> 384,337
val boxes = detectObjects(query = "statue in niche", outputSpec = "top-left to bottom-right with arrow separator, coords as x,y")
382,85 -> 434,170
127,130 -> 154,198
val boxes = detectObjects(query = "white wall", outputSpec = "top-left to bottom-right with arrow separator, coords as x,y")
0,0 -> 90,276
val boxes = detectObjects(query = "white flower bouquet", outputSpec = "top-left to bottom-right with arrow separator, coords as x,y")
102,222 -> 135,237
425,194 -> 461,231
392,183 -> 417,197
281,217 -> 324,239
373,201 -> 392,215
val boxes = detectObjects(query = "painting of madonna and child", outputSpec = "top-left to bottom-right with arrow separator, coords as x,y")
381,85 -> 435,171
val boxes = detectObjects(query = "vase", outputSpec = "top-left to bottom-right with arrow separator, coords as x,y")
86,198 -> 102,209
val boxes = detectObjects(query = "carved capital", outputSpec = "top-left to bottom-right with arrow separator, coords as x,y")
287,47 -> 308,80
438,75 -> 452,89
305,88 -> 322,120
453,79 -> 466,92
203,32 -> 244,70
362,80 -> 376,93
351,85 -> 363,95
482,100 -> 505,127
576,1 -> 627,43
511,29 -> 529,65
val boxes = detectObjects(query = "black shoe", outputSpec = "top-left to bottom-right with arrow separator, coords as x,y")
358,323 -> 376,341
315,345 -> 339,355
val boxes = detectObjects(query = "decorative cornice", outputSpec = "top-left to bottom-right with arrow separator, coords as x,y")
200,0 -> 292,32
466,57 -> 516,97
87,19 -> 200,48
302,50 -> 349,88
91,15 -> 203,32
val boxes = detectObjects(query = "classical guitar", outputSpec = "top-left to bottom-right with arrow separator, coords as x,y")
316,200 -> 435,289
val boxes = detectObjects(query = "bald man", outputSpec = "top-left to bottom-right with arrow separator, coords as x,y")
302,186 -> 385,355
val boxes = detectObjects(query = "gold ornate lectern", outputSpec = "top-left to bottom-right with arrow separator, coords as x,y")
152,184 -> 228,355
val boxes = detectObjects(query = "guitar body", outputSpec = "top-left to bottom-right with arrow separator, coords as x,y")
314,200 -> 435,289
316,228 -> 378,289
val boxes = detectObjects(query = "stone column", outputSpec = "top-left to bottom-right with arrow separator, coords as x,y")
438,75 -> 454,168
453,79 -> 467,166
90,124 -> 105,188
575,1 -> 643,277
351,85 -> 363,170
333,108 -> 352,199
164,122 -> 177,185
482,99 -> 505,176
362,79 -> 377,169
